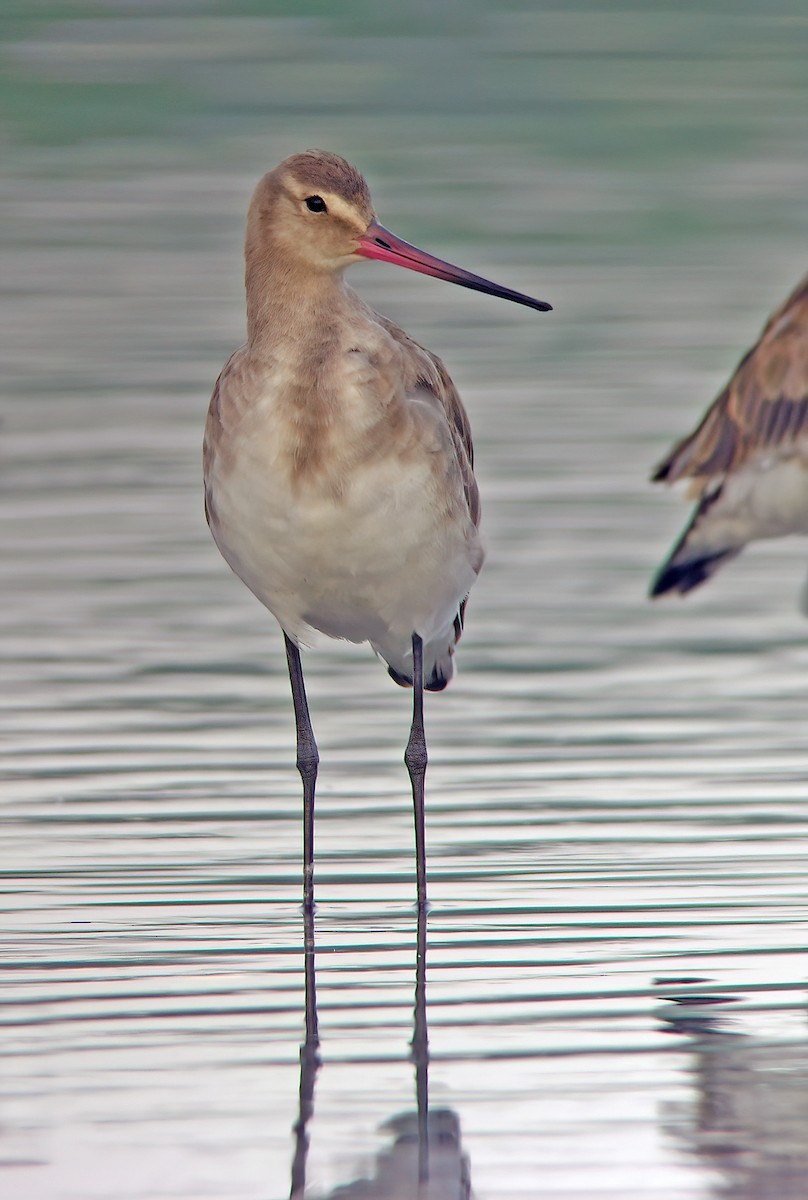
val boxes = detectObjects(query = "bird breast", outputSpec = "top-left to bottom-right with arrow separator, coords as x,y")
204,334 -> 482,647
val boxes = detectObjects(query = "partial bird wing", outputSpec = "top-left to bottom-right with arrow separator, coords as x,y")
652,273 -> 808,491
374,313 -> 480,528
203,345 -> 249,529
373,313 -> 480,644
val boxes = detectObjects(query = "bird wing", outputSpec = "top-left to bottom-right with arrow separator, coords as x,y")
203,345 -> 245,528
373,313 -> 480,640
652,272 -> 808,490
373,313 -> 480,528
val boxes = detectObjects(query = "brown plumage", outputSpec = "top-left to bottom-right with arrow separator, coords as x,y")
202,150 -> 550,910
650,271 -> 808,601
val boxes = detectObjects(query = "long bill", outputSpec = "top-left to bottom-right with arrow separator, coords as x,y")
356,219 -> 552,313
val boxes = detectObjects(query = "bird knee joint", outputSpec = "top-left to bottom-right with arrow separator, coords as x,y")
296,749 -> 319,777
404,741 -> 428,774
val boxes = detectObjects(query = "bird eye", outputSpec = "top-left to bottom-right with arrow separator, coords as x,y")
305,196 -> 327,213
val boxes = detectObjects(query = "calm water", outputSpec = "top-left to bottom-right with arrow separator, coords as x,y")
4,4 -> 808,1198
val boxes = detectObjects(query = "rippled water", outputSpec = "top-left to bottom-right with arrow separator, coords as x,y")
4,4 -> 808,1198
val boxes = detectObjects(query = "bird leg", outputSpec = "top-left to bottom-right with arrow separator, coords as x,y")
284,633 -> 319,913
404,632 -> 429,910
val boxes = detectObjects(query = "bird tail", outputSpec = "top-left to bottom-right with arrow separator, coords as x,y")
650,491 -> 741,597
382,609 -> 466,693
387,651 -> 452,692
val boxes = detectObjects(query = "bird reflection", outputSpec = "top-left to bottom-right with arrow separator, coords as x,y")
656,978 -> 808,1199
289,905 -> 472,1199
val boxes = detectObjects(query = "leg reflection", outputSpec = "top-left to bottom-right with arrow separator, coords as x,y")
411,901 -> 430,1184
288,905 -> 471,1198
289,903 -> 320,1200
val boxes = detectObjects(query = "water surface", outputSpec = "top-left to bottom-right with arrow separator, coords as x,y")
3,4 -> 808,1198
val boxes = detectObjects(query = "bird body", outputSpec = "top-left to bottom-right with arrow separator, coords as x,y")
203,150 -> 550,908
206,283 -> 481,689
651,272 -> 808,602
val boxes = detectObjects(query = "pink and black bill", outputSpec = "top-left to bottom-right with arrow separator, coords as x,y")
357,219 -> 552,313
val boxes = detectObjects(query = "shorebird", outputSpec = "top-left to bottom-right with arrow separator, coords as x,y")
650,271 -> 808,606
203,150 -> 551,910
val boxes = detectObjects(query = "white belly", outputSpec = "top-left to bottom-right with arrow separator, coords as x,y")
206,399 -> 482,668
690,454 -> 808,555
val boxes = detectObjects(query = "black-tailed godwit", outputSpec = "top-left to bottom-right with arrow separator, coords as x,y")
203,150 -> 551,910
651,272 -> 808,605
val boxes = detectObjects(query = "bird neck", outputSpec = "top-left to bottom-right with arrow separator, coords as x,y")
245,249 -> 350,353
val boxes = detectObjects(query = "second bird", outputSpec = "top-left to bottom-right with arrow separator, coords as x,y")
651,272 -> 808,608
203,150 -> 551,911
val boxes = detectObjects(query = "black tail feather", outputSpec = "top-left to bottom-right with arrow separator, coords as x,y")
387,663 -> 450,692
650,483 -> 742,598
650,547 -> 740,597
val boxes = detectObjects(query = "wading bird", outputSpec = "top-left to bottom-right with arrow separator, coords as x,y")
651,272 -> 808,606
203,150 -> 550,911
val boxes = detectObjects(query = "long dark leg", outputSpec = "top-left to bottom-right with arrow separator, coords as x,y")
404,632 -> 428,911
284,633 -> 319,913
